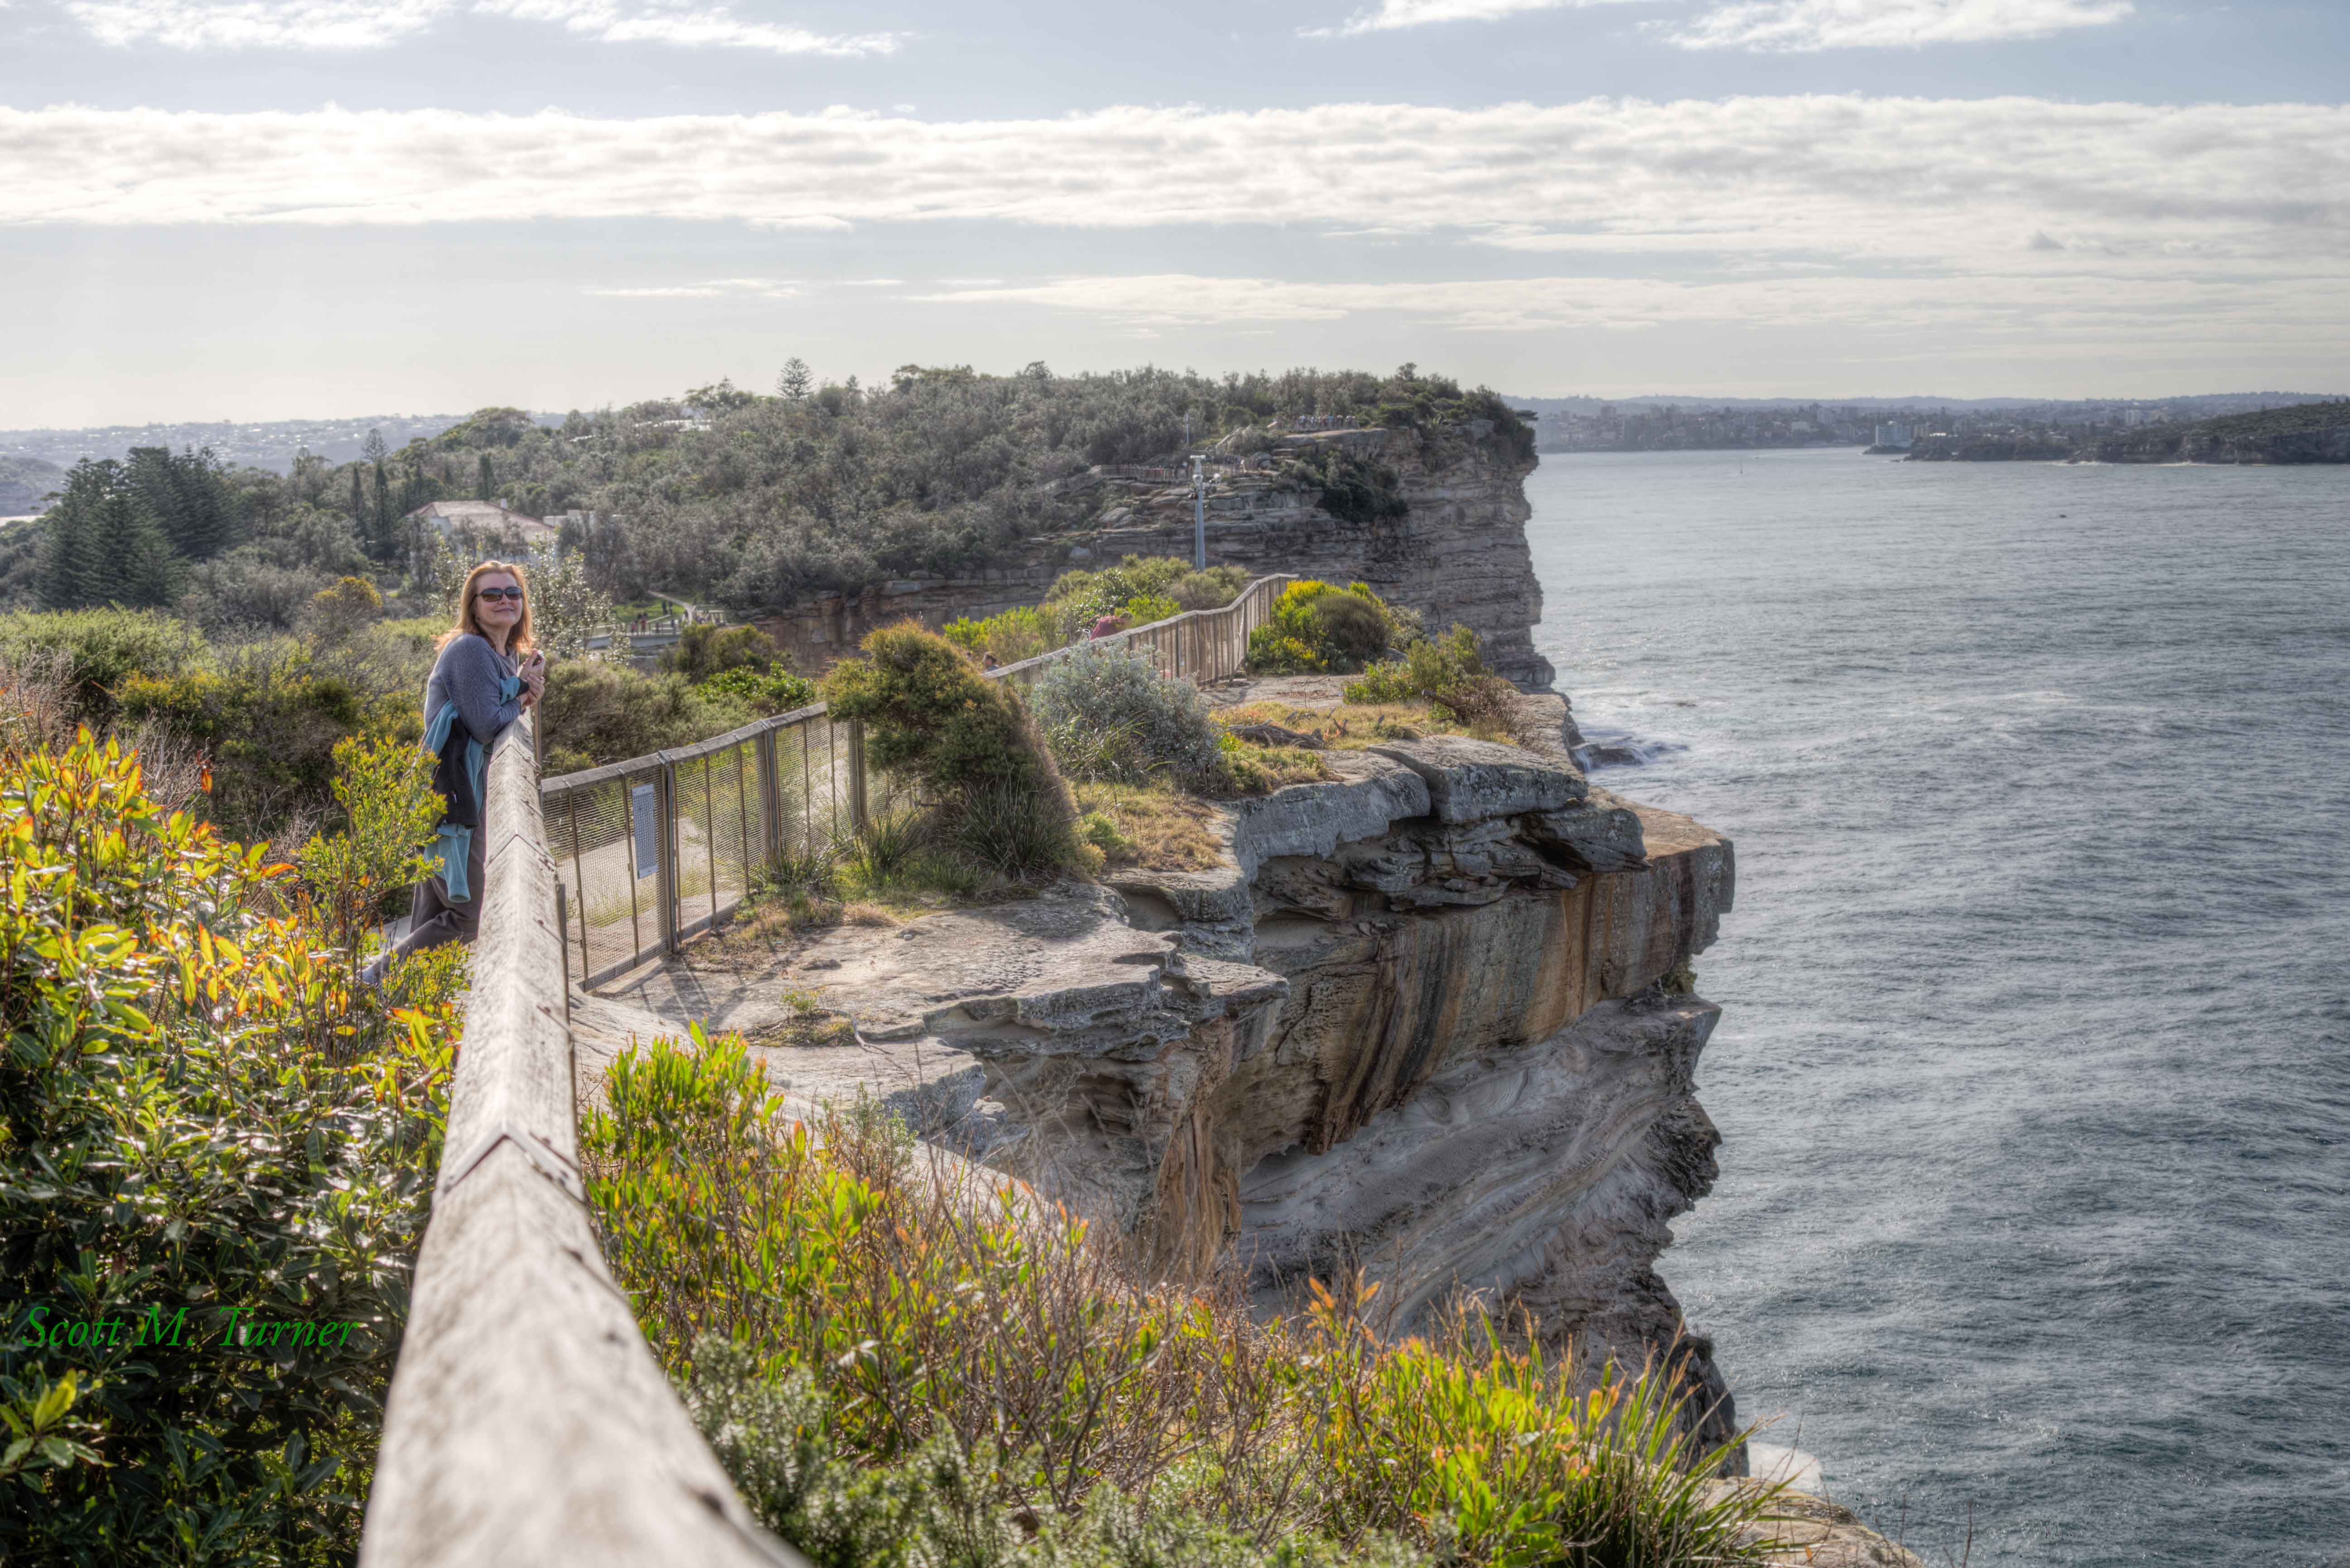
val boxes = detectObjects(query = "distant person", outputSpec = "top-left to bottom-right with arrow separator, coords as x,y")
1090,613 -> 1129,640
981,651 -> 1000,671
361,560 -> 546,987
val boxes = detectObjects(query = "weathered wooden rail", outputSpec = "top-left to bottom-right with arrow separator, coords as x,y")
364,570 -> 1303,1560
361,711 -> 810,1568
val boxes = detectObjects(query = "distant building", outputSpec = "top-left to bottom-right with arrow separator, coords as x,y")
1872,421 -> 1915,450
405,499 -> 560,556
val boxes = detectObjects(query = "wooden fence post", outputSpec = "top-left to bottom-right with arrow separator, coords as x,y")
846,718 -> 870,836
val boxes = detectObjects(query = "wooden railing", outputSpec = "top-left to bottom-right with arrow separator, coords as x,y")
366,573 -> 1301,1560
539,573 -> 1295,987
361,711 -> 810,1568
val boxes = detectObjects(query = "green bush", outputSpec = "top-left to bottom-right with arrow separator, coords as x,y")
114,643 -> 421,844
583,1036 -> 1775,1568
661,622 -> 782,684
1244,582 -> 1413,675
1343,626 -> 1519,732
821,625 -> 1057,806
1168,565 -> 1250,613
293,734 -> 442,961
0,733 -> 461,1564
536,659 -> 757,777
700,662 -> 817,716
1041,557 -> 1192,643
941,606 -> 1057,667
0,608 -> 207,724
822,625 -> 1077,878
1281,445 -> 1408,528
1031,643 -> 1223,794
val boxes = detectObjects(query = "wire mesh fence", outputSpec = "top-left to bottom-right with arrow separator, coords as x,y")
539,573 -> 1293,986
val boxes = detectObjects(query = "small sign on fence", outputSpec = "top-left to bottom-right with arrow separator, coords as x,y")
630,782 -> 658,879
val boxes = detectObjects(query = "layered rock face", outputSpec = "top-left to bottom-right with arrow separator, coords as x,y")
749,428 -> 1556,689
646,724 -> 1742,1457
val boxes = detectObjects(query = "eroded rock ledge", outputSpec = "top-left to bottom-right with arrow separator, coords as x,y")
579,725 -> 1741,1458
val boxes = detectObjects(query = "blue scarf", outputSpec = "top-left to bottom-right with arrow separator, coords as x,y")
420,671 -> 525,904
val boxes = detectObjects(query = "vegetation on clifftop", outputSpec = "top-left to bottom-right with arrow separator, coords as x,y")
585,1034 -> 1781,1568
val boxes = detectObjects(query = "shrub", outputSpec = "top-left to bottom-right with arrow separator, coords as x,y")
945,779 -> 1078,879
537,659 -> 755,776
700,662 -> 817,716
583,1035 -> 1776,1568
1244,582 -> 1411,675
942,606 -> 1057,667
293,734 -> 443,961
823,625 -> 1077,879
662,622 -> 782,684
1041,557 -> 1195,643
1343,626 -> 1519,733
1168,564 -> 1250,613
821,624 -> 1057,807
179,552 -> 334,636
0,608 -> 207,724
0,733 -> 460,1563
303,575 -> 385,644
1031,642 -> 1223,794
114,642 -> 422,844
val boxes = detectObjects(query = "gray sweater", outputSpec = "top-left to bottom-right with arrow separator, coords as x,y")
424,634 -> 523,748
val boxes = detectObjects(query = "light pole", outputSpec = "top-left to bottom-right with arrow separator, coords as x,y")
1191,454 -> 1206,569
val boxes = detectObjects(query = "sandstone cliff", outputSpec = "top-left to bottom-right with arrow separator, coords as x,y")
579,703 -> 1744,1461
749,427 -> 1557,690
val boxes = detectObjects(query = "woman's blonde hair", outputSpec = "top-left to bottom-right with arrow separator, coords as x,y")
439,559 -> 536,656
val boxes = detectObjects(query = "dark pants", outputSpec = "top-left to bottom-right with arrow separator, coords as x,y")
392,825 -> 487,960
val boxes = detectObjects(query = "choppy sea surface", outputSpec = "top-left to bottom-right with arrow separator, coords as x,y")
1525,450 -> 2350,1567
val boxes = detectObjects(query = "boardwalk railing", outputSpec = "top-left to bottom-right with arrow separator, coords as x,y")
362,711 -> 809,1568
540,572 -> 1294,987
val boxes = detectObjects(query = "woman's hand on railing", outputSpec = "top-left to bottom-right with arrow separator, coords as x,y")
520,651 -> 547,710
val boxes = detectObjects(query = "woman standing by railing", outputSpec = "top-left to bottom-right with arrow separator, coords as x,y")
362,559 -> 548,985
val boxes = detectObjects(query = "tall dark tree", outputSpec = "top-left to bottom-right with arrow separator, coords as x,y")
124,445 -> 244,561
370,461 -> 394,564
348,465 -> 366,530
477,453 -> 496,501
777,357 -> 812,400
36,459 -> 177,609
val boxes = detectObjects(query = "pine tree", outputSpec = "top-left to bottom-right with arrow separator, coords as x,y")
372,461 -> 393,564
125,445 -> 243,561
36,460 -> 108,609
37,460 -> 176,608
349,465 -> 366,530
88,485 -> 180,607
777,357 -> 812,400
478,453 -> 496,501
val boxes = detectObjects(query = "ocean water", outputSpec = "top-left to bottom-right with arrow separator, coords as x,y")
1525,450 -> 2350,1566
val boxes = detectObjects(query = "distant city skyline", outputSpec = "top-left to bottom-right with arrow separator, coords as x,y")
3,0 -> 2345,426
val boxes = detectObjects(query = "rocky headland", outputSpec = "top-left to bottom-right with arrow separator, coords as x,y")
574,445 -> 1927,1558
748,425 -> 1556,690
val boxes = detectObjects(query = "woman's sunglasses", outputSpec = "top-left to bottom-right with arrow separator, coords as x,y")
475,587 -> 525,602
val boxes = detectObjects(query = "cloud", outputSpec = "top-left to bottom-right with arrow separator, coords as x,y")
905,270 -> 2350,359
61,0 -> 900,52
65,0 -> 453,48
1309,0 -> 1636,38
3,98 -> 2340,281
473,0 -> 900,55
1660,0 -> 2131,51
584,276 -> 801,297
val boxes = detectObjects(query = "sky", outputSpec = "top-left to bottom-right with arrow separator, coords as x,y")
2,0 -> 2346,425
